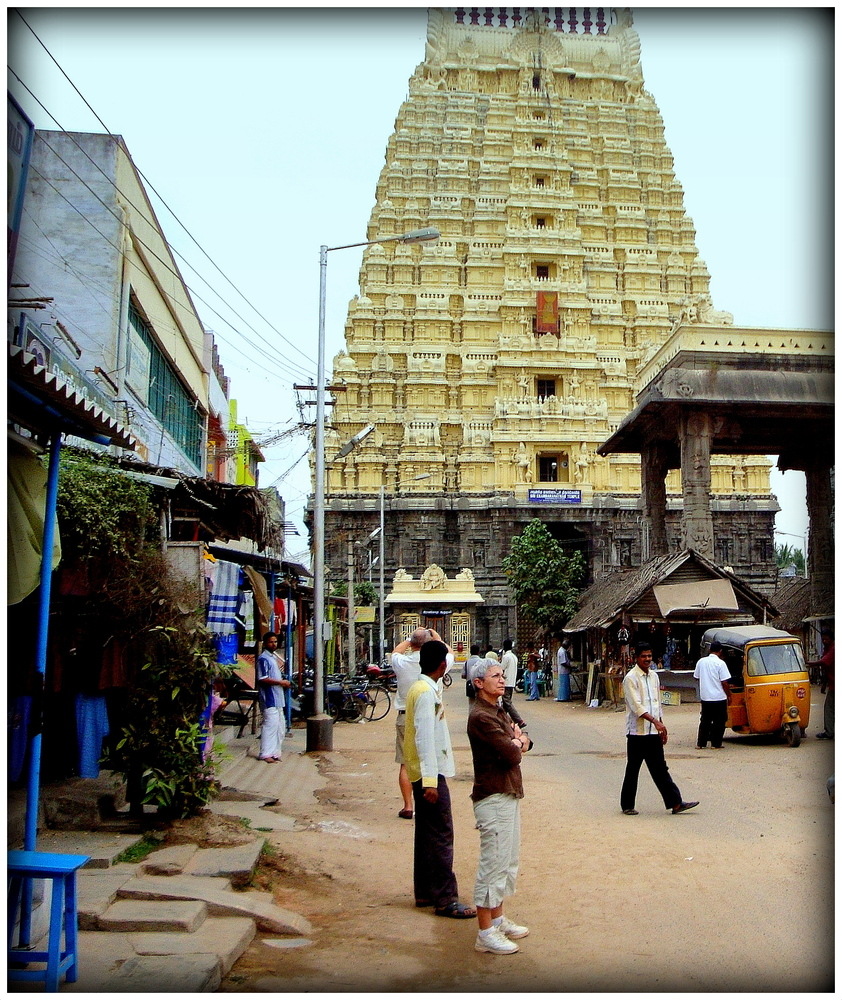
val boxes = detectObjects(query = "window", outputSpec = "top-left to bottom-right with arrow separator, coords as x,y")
534,138 -> 544,150
535,217 -> 546,229
535,176 -> 546,188
535,264 -> 550,280
745,642 -> 806,677
532,74 -> 541,90
536,379 -> 556,399
539,455 -> 559,482
128,302 -> 203,466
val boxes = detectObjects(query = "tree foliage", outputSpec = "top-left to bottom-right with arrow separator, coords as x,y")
775,543 -> 805,575
331,580 -> 379,606
502,519 -> 585,632
56,450 -> 158,562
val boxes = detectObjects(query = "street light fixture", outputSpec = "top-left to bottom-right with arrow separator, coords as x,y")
309,227 -> 440,752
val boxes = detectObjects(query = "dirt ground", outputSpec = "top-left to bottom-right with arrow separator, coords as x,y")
218,679 -> 835,993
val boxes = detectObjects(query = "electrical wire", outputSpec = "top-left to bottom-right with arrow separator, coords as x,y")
9,82 -> 317,383
11,8 -> 317,373
17,156 -> 308,388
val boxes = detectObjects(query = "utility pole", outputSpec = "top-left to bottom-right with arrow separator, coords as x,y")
347,539 -> 356,678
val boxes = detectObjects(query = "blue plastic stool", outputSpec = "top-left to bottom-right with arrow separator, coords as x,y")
8,850 -> 90,992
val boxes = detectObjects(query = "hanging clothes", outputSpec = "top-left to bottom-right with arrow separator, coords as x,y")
243,566 -> 273,638
206,560 -> 240,633
212,633 -> 239,666
75,693 -> 110,779
7,442 -> 62,606
8,696 -> 32,782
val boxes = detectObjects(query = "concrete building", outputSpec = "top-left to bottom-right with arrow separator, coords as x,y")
316,9 -> 829,650
11,130 -> 209,475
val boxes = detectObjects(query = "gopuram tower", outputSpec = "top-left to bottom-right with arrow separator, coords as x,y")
320,7 -> 780,647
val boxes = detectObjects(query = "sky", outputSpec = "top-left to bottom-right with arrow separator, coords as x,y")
7,6 -> 833,561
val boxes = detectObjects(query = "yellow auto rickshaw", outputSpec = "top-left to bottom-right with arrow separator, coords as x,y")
700,626 -> 811,747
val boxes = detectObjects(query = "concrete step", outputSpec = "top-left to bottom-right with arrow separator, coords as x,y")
77,865 -> 138,929
139,844 -> 199,876
127,916 -> 255,976
67,952 -> 222,993
98,898 -> 208,933
35,830 -> 145,869
183,839 -> 265,887
117,874 -> 313,935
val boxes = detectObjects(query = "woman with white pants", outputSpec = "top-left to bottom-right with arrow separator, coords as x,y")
467,659 -> 530,955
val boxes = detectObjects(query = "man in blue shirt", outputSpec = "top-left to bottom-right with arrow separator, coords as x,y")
256,632 -> 289,762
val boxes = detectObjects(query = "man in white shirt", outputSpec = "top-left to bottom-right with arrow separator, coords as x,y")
404,639 -> 475,918
693,640 -> 731,749
500,639 -> 527,728
392,628 -> 454,820
620,642 -> 698,816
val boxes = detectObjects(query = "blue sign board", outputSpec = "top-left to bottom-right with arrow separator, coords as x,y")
528,488 -> 582,504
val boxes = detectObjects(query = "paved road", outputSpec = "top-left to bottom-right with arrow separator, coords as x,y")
442,677 -> 835,993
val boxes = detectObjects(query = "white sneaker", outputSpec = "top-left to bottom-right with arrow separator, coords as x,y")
497,915 -> 529,939
475,927 -> 520,954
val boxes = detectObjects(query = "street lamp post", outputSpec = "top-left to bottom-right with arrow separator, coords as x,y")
308,227 -> 440,753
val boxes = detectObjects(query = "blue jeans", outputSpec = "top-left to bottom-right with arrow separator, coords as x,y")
556,672 -> 570,701
526,671 -> 539,699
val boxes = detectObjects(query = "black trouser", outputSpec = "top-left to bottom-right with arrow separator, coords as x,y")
412,775 -> 458,908
502,687 -> 525,728
620,735 -> 682,811
697,700 -> 728,748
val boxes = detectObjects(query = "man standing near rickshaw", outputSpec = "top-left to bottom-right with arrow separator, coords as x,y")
693,640 -> 731,749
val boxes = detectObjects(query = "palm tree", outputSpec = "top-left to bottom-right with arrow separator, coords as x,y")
775,543 -> 805,576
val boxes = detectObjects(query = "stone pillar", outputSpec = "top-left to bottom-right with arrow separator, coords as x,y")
640,443 -> 671,559
679,411 -> 714,558
805,462 -> 834,612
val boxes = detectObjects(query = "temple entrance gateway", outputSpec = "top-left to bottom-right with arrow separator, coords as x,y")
387,566 -> 484,661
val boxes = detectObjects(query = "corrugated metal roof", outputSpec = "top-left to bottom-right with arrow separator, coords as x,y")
565,549 -> 776,631
9,343 -> 137,449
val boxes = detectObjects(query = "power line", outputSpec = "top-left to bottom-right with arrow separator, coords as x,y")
12,8 -> 316,371
17,158 -> 307,392
9,69 -> 318,385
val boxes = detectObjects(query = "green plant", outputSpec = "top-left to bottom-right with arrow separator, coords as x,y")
56,450 -> 158,562
503,519 -> 585,632
775,543 -> 805,575
54,450 -> 230,820
330,580 -> 378,606
115,834 -> 161,864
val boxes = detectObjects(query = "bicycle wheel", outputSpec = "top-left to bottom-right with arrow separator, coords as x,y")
363,684 -> 391,721
442,669 -> 453,688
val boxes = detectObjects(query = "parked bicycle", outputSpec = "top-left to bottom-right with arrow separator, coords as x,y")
326,674 -> 392,723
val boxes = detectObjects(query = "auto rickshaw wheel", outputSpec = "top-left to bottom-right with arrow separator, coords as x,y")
784,722 -> 802,748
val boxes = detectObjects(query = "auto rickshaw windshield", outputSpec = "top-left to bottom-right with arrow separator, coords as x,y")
745,642 -> 806,677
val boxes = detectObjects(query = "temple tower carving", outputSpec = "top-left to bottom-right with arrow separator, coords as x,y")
318,7 -> 782,648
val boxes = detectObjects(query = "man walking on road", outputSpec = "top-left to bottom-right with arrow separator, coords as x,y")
404,639 -> 476,919
693,640 -> 731,749
620,642 -> 698,816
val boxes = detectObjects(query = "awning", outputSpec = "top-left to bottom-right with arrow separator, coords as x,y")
9,343 -> 137,449
653,580 -> 738,616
